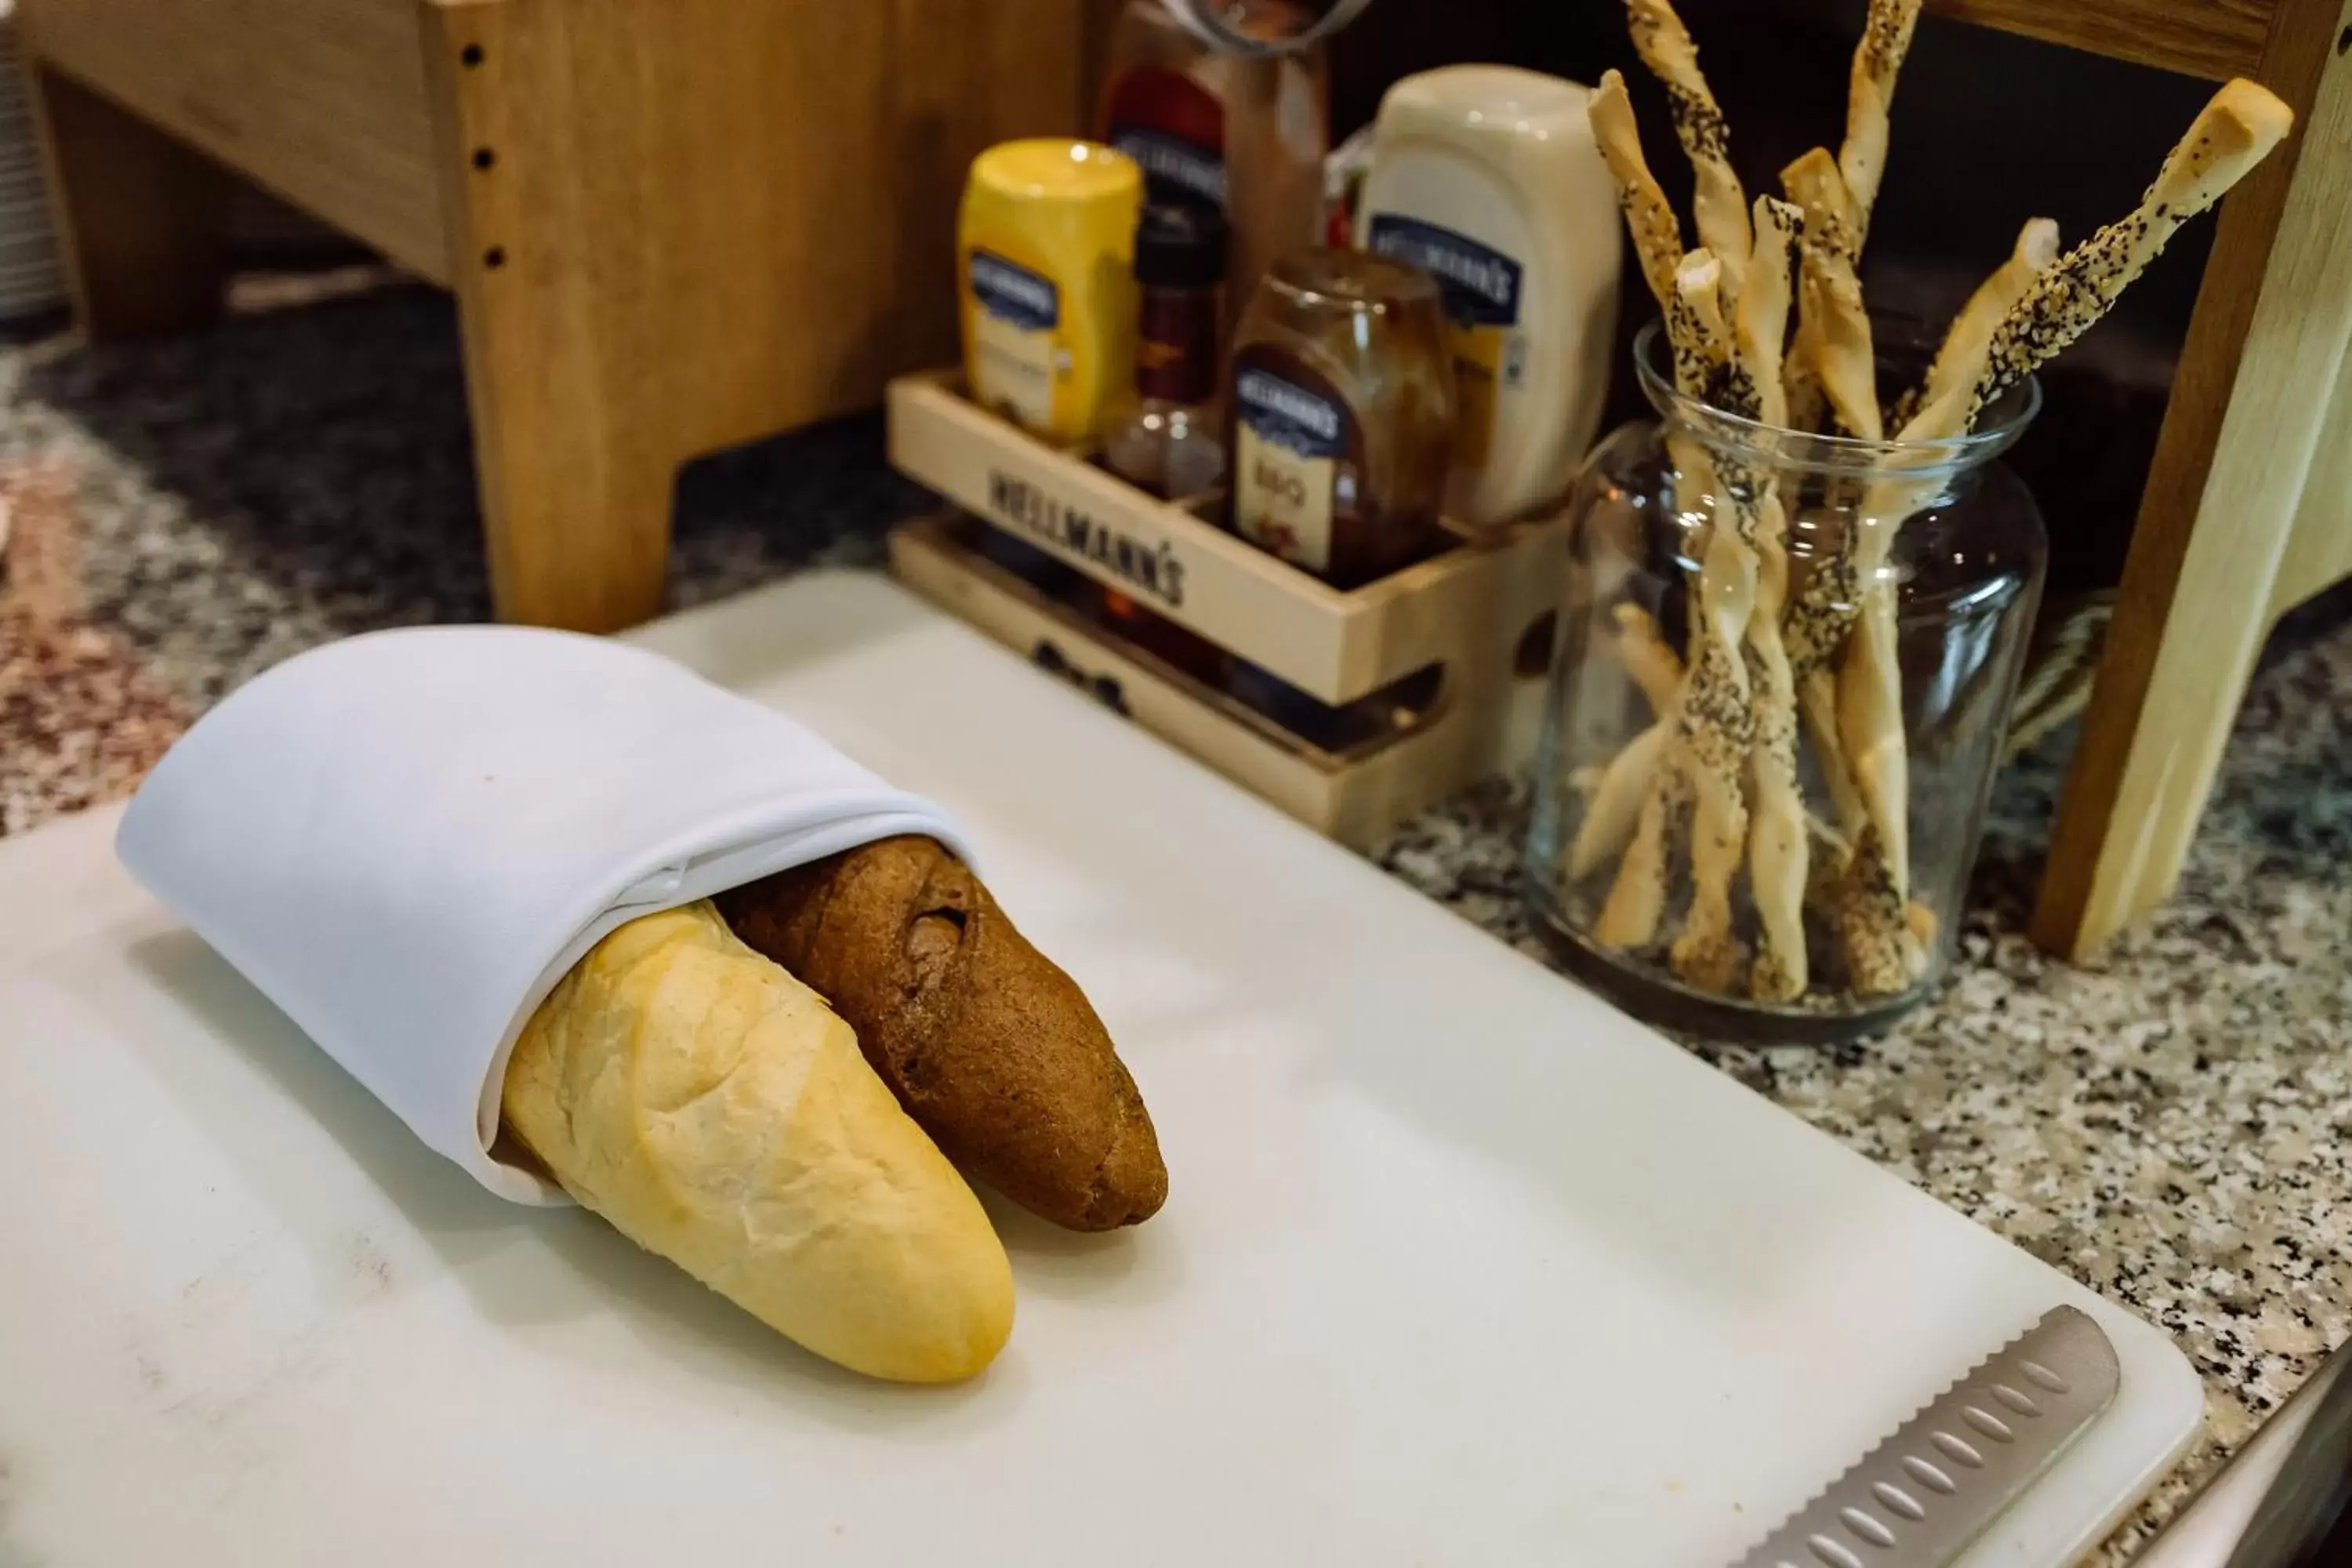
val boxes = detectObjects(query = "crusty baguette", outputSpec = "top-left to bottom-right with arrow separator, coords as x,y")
722,837 -> 1167,1233
503,902 -> 1014,1383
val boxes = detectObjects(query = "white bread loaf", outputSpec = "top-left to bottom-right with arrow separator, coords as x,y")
502,901 -> 1014,1383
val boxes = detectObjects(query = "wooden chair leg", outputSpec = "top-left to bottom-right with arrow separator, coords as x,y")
27,64 -> 231,340
2031,0 -> 2352,960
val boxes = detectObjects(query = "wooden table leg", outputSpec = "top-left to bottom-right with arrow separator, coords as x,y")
2031,0 -> 2352,960
453,281 -> 683,633
26,63 -> 231,340
425,0 -> 681,633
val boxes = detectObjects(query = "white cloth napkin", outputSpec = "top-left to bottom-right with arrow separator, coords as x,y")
117,625 -> 969,1204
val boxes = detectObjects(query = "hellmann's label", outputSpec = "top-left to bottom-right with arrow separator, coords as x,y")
986,469 -> 1188,609
1107,124 -> 1228,208
1364,213 -> 1526,469
967,249 -> 1065,430
1232,364 -> 1348,574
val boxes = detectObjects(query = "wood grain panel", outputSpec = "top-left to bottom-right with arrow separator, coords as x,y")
1925,0 -> 2274,79
19,0 -> 446,281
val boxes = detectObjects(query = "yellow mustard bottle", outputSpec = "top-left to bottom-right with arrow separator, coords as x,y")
959,140 -> 1142,445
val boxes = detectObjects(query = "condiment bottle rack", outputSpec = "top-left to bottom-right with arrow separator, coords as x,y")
886,371 -> 1568,847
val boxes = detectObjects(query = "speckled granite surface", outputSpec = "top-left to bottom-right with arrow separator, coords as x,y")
2,276 -> 2347,1559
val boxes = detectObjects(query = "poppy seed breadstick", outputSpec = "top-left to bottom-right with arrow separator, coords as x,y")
1828,80 -> 2295,994
1967,78 -> 2293,428
1661,252 -> 1754,995
1626,0 -> 1753,296
1598,252 -> 1759,965
1730,196 -> 1810,1001
1589,70 -> 1690,325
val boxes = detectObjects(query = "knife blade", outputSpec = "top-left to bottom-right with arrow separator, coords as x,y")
1726,1306 -> 2122,1568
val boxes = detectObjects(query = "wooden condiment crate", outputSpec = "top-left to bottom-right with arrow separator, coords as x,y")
885,372 -> 1570,847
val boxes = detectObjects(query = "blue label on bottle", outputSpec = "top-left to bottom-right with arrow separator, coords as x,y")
969,249 -> 1061,332
1236,368 -> 1345,459
1365,214 -> 1523,328
1108,124 -> 1229,207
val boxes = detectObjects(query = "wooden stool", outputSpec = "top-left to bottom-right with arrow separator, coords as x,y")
1922,0 -> 2352,957
20,0 -> 1088,633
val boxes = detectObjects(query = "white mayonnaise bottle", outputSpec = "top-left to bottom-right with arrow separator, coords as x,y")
1356,66 -> 1624,532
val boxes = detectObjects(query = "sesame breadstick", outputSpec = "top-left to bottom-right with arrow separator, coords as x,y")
1732,196 -> 1809,1000
1793,203 -> 1882,439
1837,0 -> 1923,249
1898,219 -> 2061,435
1615,602 -> 1686,713
1581,80 -> 1708,953
1818,222 -> 2058,930
1777,147 -> 1861,434
1736,198 -> 1802,431
1626,0 -> 1753,296
1776,154 -> 1876,703
1566,602 -> 1688,880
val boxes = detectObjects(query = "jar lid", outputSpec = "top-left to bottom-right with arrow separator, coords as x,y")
1265,245 -> 1443,313
1136,203 -> 1228,289
1375,64 -> 1592,142
968,140 -> 1142,207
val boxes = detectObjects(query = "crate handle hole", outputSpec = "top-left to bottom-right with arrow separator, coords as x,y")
460,42 -> 485,67
1514,611 -> 1559,680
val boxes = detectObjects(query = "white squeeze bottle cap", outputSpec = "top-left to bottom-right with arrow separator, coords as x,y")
1355,65 -> 1624,532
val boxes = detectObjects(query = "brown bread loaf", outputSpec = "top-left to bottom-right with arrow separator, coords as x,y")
720,837 -> 1167,1232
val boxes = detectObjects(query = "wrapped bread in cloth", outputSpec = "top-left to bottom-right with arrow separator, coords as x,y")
114,626 -> 1061,1382
723,837 -> 1167,1232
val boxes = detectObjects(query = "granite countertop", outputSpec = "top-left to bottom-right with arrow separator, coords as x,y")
4,275 -> 2347,1559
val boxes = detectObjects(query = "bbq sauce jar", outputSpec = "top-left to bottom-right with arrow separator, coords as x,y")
1225,248 -> 1455,588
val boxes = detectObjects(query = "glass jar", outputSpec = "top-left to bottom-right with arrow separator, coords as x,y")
1523,321 -> 2047,1042
1226,247 -> 1455,588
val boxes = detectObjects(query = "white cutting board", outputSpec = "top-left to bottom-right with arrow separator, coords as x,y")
0,571 -> 2199,1567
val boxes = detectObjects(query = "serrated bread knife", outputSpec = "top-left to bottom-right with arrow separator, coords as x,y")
1726,1306 -> 2122,1568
